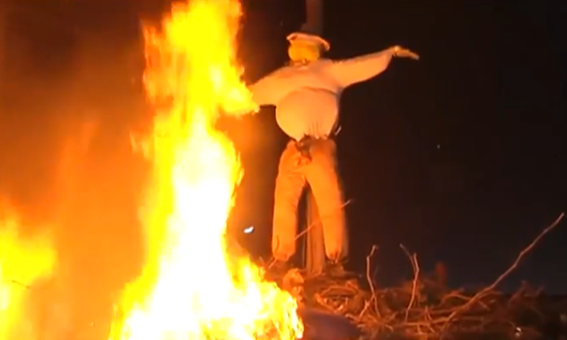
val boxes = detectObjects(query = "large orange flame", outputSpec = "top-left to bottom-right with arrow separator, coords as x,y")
0,201 -> 57,340
110,1 -> 303,340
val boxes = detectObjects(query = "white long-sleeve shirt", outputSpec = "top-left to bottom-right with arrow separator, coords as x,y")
250,47 -> 396,141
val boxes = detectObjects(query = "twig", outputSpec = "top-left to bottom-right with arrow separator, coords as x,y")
268,200 -> 353,270
294,199 -> 352,241
401,244 -> 420,322
442,212 -> 564,330
359,245 -> 380,318
440,290 -> 489,310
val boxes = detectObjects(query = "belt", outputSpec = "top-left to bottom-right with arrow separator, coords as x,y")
294,125 -> 340,162
295,135 -> 331,161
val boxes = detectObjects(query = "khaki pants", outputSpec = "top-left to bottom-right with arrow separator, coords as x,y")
272,138 -> 348,262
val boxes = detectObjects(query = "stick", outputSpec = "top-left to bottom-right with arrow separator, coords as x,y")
442,212 -> 564,330
294,199 -> 352,241
268,199 -> 353,270
401,244 -> 420,322
359,245 -> 380,318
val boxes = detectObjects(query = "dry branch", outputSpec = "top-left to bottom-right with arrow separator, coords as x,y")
401,244 -> 420,322
267,199 -> 352,270
441,212 -> 564,331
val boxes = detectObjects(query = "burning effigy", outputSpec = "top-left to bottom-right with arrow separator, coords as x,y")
108,1 -> 303,340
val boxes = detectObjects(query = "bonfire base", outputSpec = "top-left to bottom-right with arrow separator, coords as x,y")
260,213 -> 567,340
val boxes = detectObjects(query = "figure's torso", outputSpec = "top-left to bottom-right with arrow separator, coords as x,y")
269,60 -> 342,141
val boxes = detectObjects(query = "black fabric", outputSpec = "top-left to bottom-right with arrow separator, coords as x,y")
298,307 -> 361,340
295,135 -> 335,162
296,136 -> 315,161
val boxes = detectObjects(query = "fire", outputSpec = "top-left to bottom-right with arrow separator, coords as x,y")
0,201 -> 56,339
110,1 -> 303,340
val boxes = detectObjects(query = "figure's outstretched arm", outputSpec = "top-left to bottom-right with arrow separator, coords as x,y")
328,46 -> 419,88
248,73 -> 279,107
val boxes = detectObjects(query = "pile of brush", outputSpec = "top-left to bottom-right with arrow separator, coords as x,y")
278,213 -> 564,340
297,272 -> 543,340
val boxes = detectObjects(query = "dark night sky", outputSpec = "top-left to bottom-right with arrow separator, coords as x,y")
0,0 -> 566,314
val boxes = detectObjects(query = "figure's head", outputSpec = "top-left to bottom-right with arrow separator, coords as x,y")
286,32 -> 330,64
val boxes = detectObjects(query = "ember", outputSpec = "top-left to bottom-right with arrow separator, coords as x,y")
109,1 -> 303,340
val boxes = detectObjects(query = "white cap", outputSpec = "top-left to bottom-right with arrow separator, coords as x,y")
286,31 -> 330,52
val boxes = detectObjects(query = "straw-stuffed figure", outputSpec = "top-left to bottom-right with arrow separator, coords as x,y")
250,30 -> 419,274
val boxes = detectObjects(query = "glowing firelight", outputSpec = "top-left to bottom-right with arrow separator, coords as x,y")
109,1 -> 303,340
0,200 -> 57,340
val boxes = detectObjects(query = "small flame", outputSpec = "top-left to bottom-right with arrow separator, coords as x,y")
110,1 -> 302,340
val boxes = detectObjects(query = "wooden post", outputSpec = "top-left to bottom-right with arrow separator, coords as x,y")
301,0 -> 327,276
304,187 -> 325,275
301,0 -> 323,33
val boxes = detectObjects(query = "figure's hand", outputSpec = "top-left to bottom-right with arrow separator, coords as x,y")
392,45 -> 420,60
